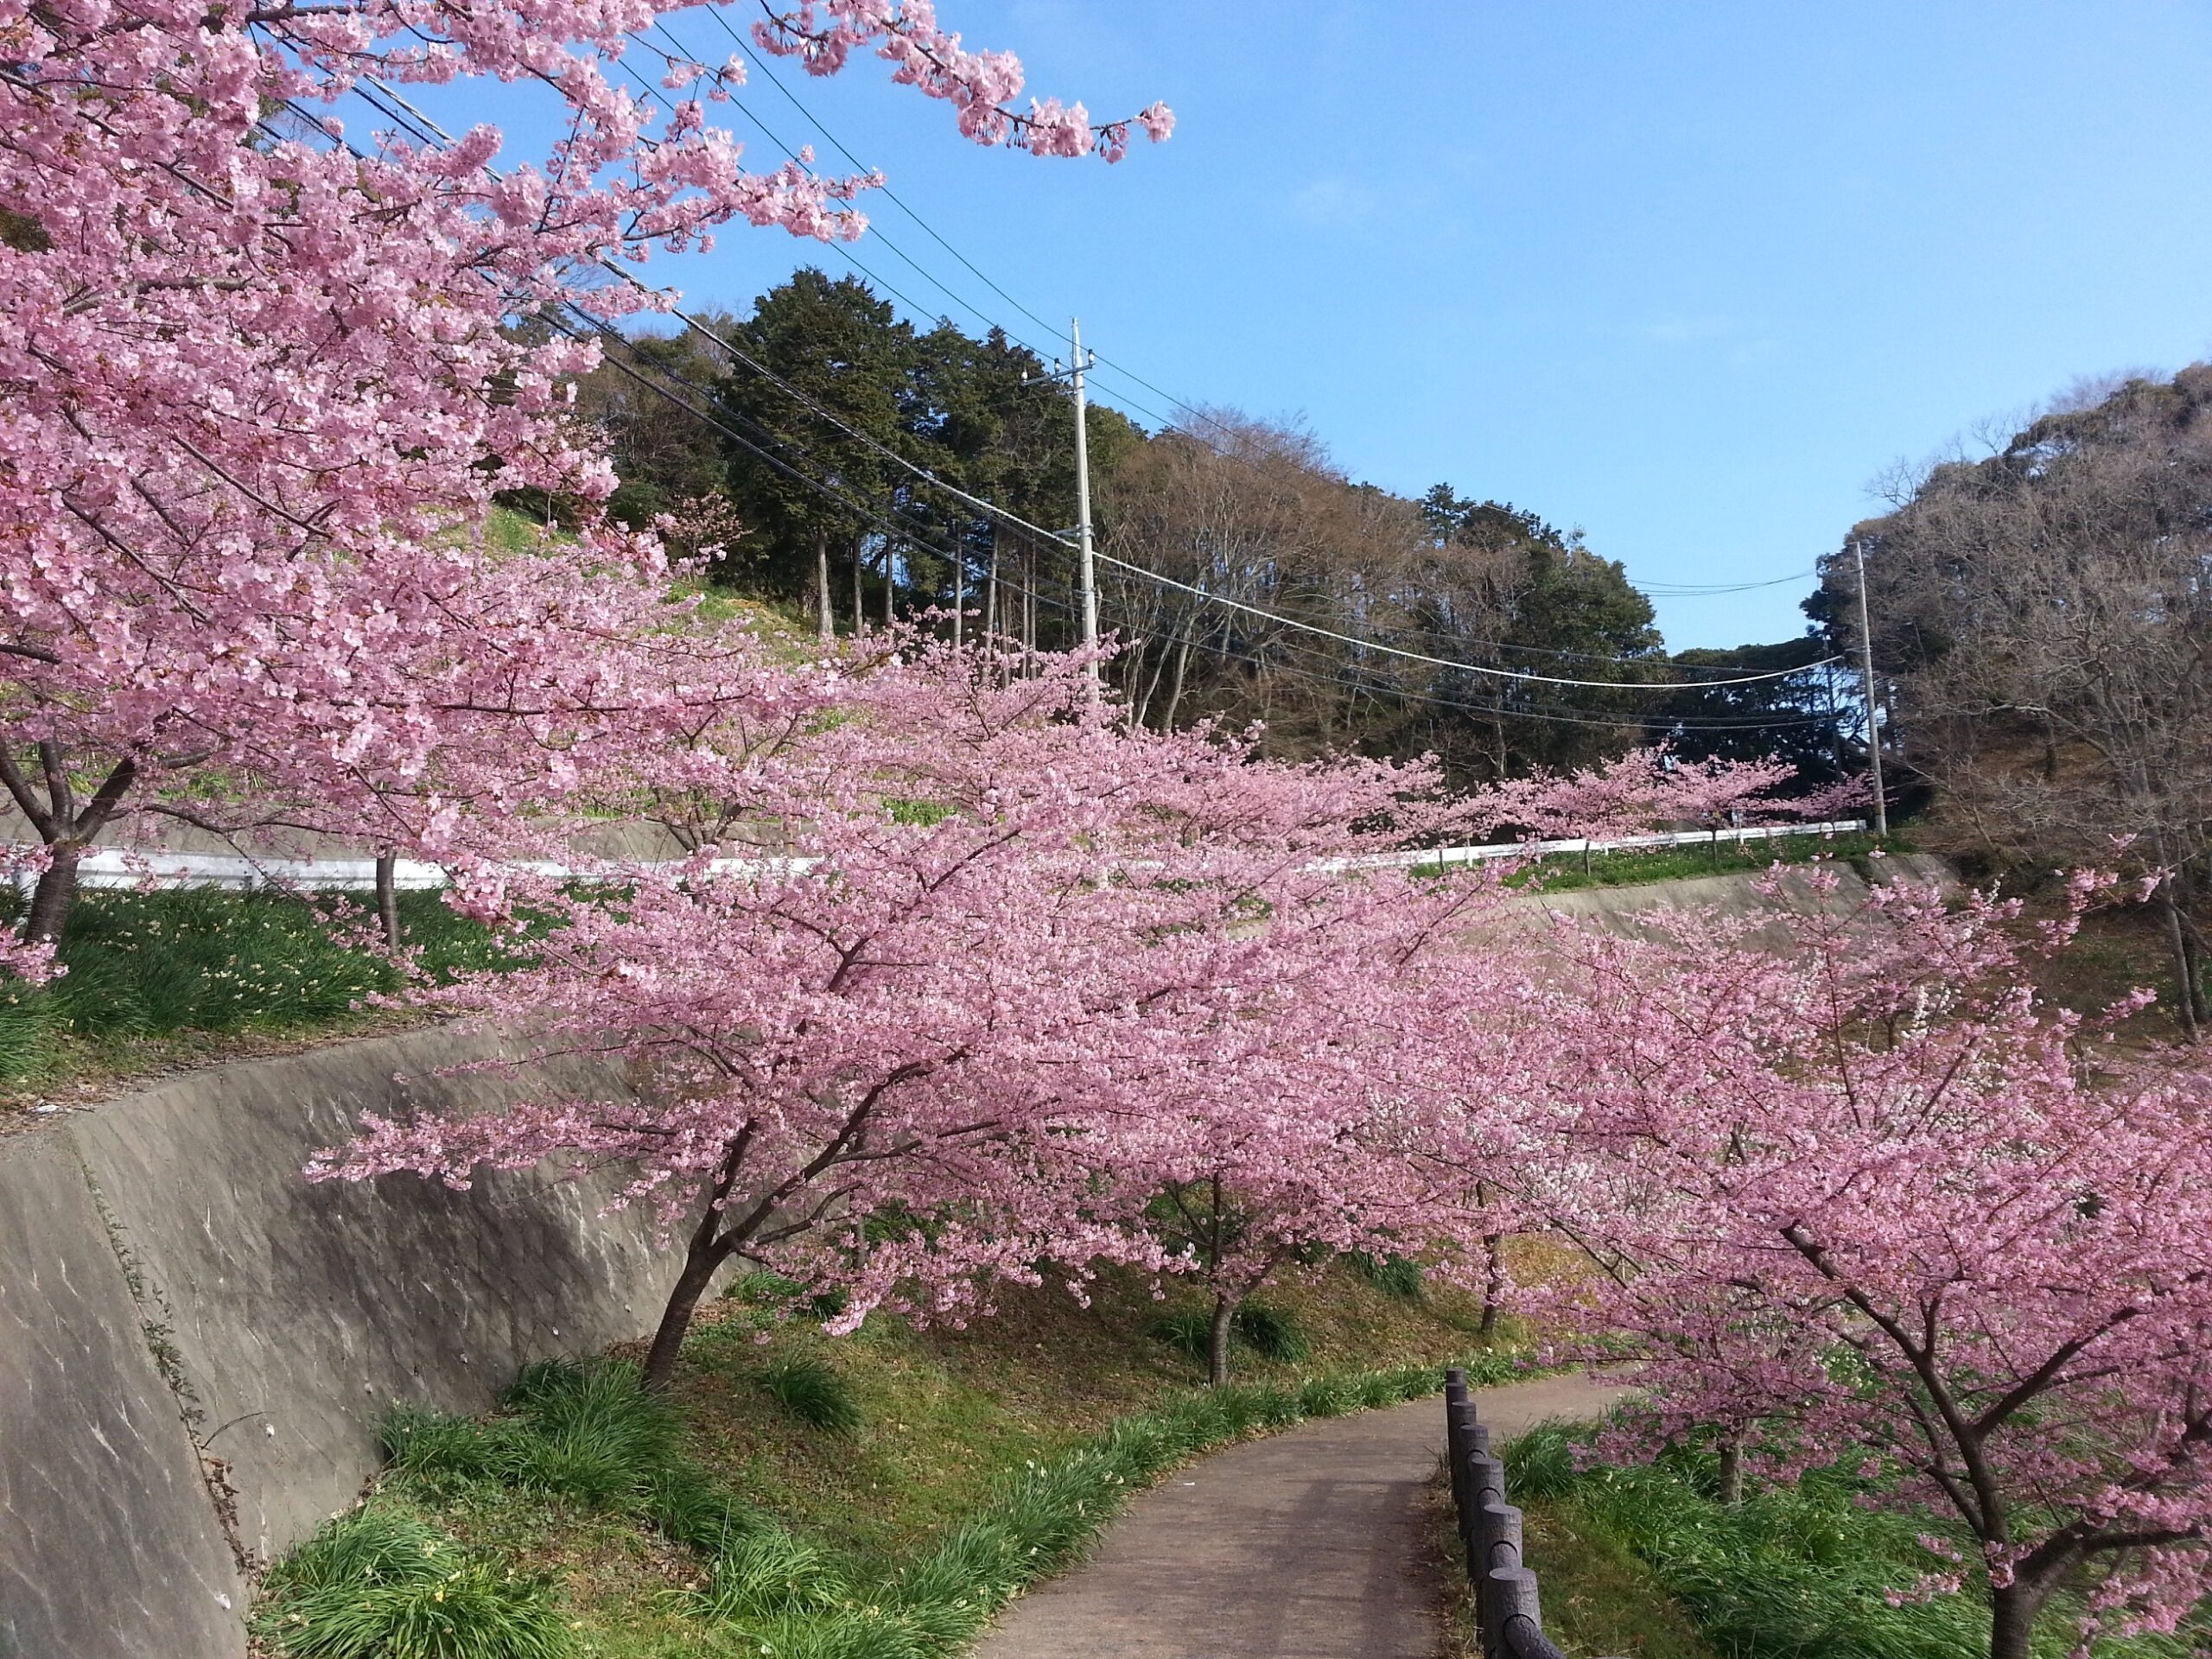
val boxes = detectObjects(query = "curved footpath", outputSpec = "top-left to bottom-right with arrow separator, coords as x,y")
975,1373 -> 1634,1659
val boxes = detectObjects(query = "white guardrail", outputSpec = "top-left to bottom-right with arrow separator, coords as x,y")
8,820 -> 1869,894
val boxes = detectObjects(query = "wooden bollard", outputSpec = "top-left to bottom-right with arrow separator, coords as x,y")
1473,1496 -> 1523,1577
1481,1565 -> 1541,1659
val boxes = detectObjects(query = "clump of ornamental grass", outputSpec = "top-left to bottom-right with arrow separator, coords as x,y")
1347,1250 -> 1427,1300
381,1358 -> 760,1550
758,1353 -> 864,1434
1145,1306 -> 1213,1360
1144,1301 -> 1311,1365
254,1503 -> 571,1659
1231,1300 -> 1309,1361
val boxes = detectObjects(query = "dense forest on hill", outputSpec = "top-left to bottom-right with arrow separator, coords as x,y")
523,269 -> 1858,788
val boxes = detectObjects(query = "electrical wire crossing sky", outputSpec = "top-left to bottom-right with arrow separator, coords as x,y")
375,1 -> 2212,651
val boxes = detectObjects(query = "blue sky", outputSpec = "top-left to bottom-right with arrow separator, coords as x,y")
430,2 -> 2212,649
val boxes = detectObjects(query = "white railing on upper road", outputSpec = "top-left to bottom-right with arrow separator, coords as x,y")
9,819 -> 1870,894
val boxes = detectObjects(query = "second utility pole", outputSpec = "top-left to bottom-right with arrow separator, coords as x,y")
1068,318 -> 1101,705
1020,320 -> 1102,703
1851,537 -> 1889,836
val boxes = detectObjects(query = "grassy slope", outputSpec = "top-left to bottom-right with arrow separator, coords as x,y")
320,1263 -> 1512,1659
1483,829 -> 1899,893
0,887 -> 499,1109
1427,1470 -> 1720,1659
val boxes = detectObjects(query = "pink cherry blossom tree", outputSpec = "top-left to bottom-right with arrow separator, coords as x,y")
1486,869 -> 2212,1659
1095,855 -> 1517,1384
1471,748 -> 1817,870
0,0 -> 1166,949
314,647 -> 1470,1391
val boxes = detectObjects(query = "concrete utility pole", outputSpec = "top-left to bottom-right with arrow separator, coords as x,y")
1070,318 -> 1101,702
1851,538 -> 1890,836
1023,320 -> 1102,704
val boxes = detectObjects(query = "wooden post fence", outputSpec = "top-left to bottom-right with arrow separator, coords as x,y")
1445,1367 -> 1624,1659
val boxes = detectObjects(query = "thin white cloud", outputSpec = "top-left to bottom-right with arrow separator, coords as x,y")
1290,175 -> 1376,229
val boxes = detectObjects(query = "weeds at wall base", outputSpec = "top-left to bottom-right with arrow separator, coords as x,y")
260,1348 -> 1529,1659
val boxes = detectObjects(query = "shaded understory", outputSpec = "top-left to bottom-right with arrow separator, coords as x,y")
258,1260 -> 1516,1659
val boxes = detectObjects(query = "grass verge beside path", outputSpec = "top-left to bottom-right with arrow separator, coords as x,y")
0,887 -> 499,1105
1495,830 -> 1902,895
257,1262 -> 1518,1659
1498,1426 -> 2202,1659
1427,1467 -> 1719,1659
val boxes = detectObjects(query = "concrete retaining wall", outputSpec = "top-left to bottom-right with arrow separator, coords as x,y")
0,1028 -> 679,1659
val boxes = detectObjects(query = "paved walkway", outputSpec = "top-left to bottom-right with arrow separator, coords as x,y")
973,1373 -> 1632,1659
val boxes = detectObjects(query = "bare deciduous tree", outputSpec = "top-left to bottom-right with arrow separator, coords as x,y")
1839,365 -> 2212,1035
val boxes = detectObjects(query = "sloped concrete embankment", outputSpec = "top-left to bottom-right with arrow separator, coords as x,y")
1509,851 -> 1955,944
0,1029 -> 677,1659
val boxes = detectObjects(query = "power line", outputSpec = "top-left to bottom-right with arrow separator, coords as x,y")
271,102 -> 1853,736
550,306 -> 1843,711
318,75 -> 1843,696
1639,570 -> 1817,595
620,29 -> 1834,664
1021,569 -> 1840,733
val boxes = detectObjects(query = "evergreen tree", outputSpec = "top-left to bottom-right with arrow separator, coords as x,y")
715,270 -> 917,622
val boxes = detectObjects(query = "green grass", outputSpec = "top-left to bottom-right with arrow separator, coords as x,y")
1232,1300 -> 1310,1362
254,1504 -> 572,1659
1347,1251 -> 1427,1300
1428,1465 -> 1719,1659
1144,1299 -> 1310,1365
758,1355 -> 863,1434
1501,1425 -> 2199,1659
0,887 -> 499,1090
276,1260 -> 1522,1658
1414,830 -> 1905,893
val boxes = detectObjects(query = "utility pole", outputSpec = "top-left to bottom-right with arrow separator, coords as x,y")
1070,318 -> 1100,702
1851,538 -> 1889,836
1023,320 -> 1102,704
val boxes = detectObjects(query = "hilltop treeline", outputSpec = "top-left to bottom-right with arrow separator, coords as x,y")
1821,363 -> 2212,1031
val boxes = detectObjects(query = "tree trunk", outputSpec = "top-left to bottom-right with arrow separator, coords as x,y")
1207,1292 -> 1237,1389
851,535 -> 865,635
22,842 -> 81,945
984,526 -> 1001,642
1022,546 -> 1036,661
882,540 -> 896,627
374,851 -> 402,952
1162,639 -> 1192,729
1478,1231 -> 1505,1338
1716,1434 -> 1745,1504
1988,1580 -> 2048,1659
816,530 -> 833,643
952,541 -> 965,649
2164,883 -> 2202,1043
640,1230 -> 733,1394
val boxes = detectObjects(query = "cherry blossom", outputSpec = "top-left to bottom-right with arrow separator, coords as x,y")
0,0 -> 1166,951
1472,869 -> 2212,1658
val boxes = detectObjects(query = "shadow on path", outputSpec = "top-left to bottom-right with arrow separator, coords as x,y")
973,1373 -> 1632,1659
